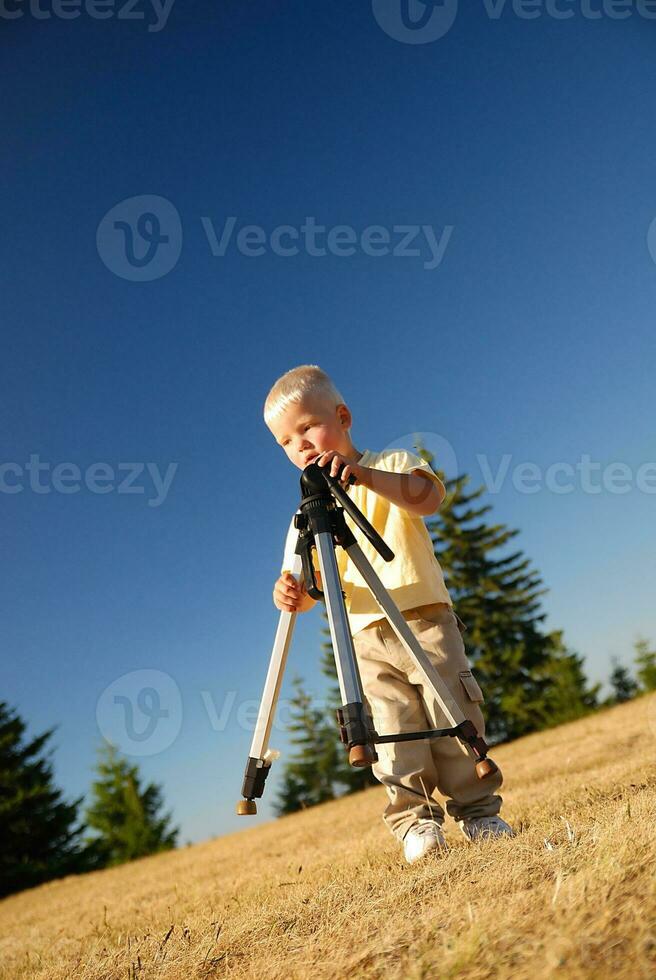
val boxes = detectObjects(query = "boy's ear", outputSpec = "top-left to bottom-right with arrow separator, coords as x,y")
337,403 -> 352,428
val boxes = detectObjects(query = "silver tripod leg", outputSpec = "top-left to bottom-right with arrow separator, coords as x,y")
344,540 -> 466,730
313,529 -> 367,706
237,605 -> 298,813
246,608 -> 296,763
246,515 -> 303,767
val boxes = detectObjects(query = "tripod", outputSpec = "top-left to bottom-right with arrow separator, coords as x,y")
236,461 -> 498,816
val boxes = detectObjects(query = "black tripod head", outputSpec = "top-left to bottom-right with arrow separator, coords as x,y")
294,461 -> 394,599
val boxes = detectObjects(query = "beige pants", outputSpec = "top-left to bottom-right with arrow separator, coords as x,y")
353,602 -> 503,841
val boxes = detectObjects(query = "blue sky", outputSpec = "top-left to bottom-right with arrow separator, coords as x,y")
2,1 -> 655,845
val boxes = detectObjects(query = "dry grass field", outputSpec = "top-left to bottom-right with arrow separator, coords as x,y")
1,693 -> 655,980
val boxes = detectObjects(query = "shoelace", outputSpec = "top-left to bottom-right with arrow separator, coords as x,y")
413,821 -> 443,837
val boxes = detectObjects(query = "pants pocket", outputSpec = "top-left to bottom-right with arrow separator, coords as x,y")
459,669 -> 484,703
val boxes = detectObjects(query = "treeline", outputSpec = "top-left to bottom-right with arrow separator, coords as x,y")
0,703 -> 178,899
275,458 -> 655,815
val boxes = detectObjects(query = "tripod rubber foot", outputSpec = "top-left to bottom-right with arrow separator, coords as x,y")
475,758 -> 499,780
236,799 -> 257,815
349,743 -> 377,768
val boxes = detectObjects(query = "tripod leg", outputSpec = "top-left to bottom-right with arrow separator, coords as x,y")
344,540 -> 497,778
236,607 -> 297,815
312,529 -> 378,767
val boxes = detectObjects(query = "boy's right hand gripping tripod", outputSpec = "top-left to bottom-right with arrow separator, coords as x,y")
236,462 -> 498,815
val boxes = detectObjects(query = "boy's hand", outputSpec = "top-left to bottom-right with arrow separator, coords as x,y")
316,451 -> 365,487
273,572 -> 317,613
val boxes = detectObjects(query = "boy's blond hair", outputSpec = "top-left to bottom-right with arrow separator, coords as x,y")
263,365 -> 346,428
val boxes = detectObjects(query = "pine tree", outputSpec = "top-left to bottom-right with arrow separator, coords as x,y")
275,770 -> 310,815
419,448 -> 597,742
0,701 -> 98,898
607,657 -> 638,704
532,630 -> 600,727
634,636 -> 656,692
273,675 -> 342,815
84,742 -> 178,866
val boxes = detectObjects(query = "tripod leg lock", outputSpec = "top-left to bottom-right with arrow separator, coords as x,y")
456,720 -> 499,779
240,755 -> 272,801
336,703 -> 378,764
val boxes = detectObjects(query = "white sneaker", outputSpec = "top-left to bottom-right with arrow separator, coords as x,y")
459,815 -> 515,841
403,819 -> 448,864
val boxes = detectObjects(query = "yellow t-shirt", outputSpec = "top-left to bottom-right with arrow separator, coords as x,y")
281,448 -> 452,635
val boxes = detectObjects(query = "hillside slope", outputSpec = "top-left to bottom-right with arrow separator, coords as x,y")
1,694 -> 655,980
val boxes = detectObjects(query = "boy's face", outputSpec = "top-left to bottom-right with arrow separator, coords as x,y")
268,394 -> 353,471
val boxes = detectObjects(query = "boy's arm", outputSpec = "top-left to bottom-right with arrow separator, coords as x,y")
357,467 -> 445,517
316,449 -> 445,518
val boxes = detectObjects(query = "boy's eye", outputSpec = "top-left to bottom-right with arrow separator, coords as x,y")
280,423 -> 314,446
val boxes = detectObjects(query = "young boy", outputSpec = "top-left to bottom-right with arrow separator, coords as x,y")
265,364 -> 513,864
